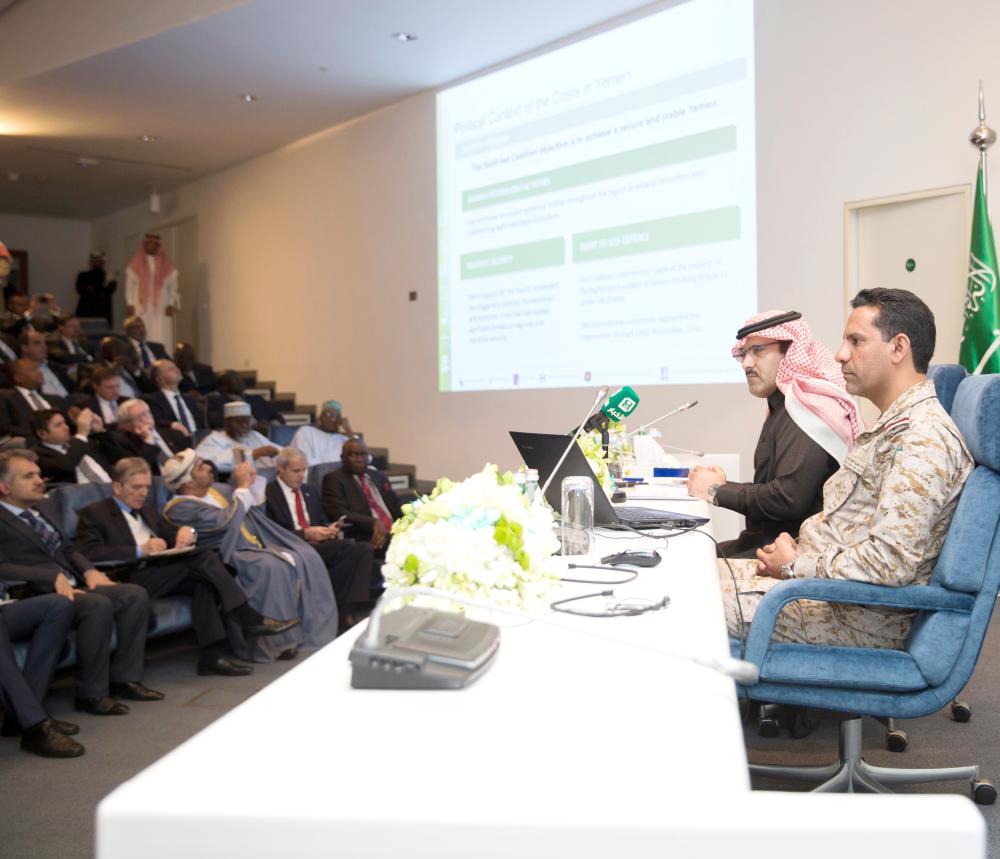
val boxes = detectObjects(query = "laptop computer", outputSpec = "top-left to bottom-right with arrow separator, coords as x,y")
510,431 -> 709,530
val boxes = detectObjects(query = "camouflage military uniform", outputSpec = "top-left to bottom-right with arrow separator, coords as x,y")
719,380 -> 973,649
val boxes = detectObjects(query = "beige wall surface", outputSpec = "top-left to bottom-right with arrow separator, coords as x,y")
0,212 -> 92,310
90,0 -> 1000,482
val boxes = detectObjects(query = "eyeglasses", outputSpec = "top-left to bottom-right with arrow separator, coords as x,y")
733,341 -> 781,362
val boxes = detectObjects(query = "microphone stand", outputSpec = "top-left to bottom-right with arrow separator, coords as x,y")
542,386 -> 609,501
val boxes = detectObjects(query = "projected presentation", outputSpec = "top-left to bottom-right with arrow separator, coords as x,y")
436,0 -> 756,392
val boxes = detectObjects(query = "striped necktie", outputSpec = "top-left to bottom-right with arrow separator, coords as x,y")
19,509 -> 61,556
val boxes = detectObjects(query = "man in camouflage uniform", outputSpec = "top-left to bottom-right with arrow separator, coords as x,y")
719,288 -> 973,649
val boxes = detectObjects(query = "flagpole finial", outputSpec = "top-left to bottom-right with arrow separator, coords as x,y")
971,81 -> 996,151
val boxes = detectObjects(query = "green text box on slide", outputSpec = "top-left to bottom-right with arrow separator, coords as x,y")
573,207 -> 740,263
461,126 -> 736,212
460,238 -> 565,280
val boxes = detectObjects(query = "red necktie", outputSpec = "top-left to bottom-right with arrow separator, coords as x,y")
293,487 -> 309,530
359,476 -> 393,530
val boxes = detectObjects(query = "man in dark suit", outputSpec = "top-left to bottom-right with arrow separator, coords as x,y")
75,252 -> 116,326
79,365 -> 128,427
174,341 -> 217,396
124,316 -> 169,373
32,408 -> 115,485
265,447 -> 376,629
101,398 -> 187,476
46,315 -> 95,387
0,359 -> 64,438
322,438 -> 403,557
97,336 -> 154,398
146,358 -> 205,437
207,370 -> 285,430
0,448 -> 159,715
74,457 -> 298,676
0,591 -> 85,757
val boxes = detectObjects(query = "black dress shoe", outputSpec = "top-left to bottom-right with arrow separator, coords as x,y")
197,656 -> 254,677
75,696 -> 130,716
243,616 -> 300,637
276,647 -> 299,661
109,682 -> 165,702
20,719 -> 85,758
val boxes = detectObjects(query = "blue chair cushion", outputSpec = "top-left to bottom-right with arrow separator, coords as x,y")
952,374 -> 1000,469
927,364 -> 967,414
755,642 -> 929,692
929,467 -> 1000,593
905,609 -> 969,685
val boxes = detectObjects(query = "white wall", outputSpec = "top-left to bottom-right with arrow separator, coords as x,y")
0,212 -> 91,310
91,0 -> 1000,482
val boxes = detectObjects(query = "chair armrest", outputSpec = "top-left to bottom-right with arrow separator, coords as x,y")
743,579 -> 974,666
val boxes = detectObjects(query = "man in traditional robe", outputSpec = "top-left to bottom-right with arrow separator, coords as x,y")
196,400 -> 278,474
290,400 -> 359,466
124,233 -> 178,346
688,311 -> 860,558
161,450 -> 339,661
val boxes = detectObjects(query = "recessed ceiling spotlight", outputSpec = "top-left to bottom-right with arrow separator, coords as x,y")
239,93 -> 258,103
391,31 -> 417,42
77,156 -> 99,169
319,66 -> 329,73
137,134 -> 157,143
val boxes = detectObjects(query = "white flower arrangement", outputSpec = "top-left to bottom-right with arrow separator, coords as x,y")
383,464 -> 561,609
577,431 -> 616,498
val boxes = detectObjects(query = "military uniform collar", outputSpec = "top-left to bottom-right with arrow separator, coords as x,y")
861,379 -> 936,439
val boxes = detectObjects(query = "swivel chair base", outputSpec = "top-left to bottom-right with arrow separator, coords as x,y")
749,717 -> 997,805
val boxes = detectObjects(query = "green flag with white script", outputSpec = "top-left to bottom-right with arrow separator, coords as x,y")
960,165 -> 1000,374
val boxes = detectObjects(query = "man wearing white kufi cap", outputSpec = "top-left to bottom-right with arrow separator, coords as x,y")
161,450 -> 339,661
195,400 -> 279,473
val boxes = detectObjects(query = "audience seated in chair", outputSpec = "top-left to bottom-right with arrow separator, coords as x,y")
290,399 -> 359,466
160,451 -> 339,661
174,341 -> 217,396
124,315 -> 168,373
264,447 -> 377,630
206,370 -> 284,430
0,359 -> 64,438
147,358 -> 205,439
46,315 -> 94,387
196,400 -> 278,474
322,437 -> 403,558
79,365 -> 127,427
19,328 -> 72,398
0,590 -> 84,758
101,398 -> 186,476
0,448 -> 161,717
1,292 -> 62,338
97,336 -> 153,398
32,408 -> 113,485
73,457 -> 298,677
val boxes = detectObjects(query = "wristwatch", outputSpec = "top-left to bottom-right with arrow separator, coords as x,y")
780,561 -> 795,580
707,483 -> 722,506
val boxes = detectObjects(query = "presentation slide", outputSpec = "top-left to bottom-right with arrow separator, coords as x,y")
436,0 -> 756,392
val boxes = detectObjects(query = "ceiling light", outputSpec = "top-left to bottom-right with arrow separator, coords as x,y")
391,31 -> 417,42
77,156 -> 99,169
137,134 -> 157,143
239,93 -> 258,103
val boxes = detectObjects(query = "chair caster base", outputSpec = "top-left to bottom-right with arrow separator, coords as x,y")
952,700 -> 972,723
885,729 -> 908,753
973,780 -> 997,805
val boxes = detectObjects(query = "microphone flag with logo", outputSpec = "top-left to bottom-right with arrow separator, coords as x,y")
600,386 -> 640,423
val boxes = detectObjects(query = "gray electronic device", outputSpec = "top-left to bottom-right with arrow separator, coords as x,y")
349,606 -> 501,690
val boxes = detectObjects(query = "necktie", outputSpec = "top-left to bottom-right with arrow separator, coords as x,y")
358,475 -> 393,530
29,390 -> 46,410
140,343 -> 151,369
77,454 -> 109,484
19,509 -> 61,556
175,394 -> 194,432
293,488 -> 309,530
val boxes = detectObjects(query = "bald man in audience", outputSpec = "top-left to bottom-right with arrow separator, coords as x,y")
196,401 -> 278,473
0,359 -> 64,437
290,400 -> 359,466
147,358 -> 205,437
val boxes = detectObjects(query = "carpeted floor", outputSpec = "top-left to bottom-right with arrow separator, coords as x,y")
3,621 -> 1000,858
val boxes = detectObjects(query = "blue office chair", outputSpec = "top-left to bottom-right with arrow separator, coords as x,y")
734,373 -> 1000,803
269,423 -> 299,447
927,363 -> 968,415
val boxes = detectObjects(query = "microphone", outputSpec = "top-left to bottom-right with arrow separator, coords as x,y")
624,400 -> 697,438
539,385 -> 608,500
358,586 -> 759,685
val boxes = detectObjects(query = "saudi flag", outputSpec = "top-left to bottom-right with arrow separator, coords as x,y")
960,165 -> 1000,374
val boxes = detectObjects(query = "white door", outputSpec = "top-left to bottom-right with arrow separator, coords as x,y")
847,187 -> 970,423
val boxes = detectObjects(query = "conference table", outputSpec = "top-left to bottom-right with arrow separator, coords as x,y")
96,490 -> 985,858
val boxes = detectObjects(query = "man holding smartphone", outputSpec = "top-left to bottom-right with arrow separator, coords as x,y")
264,447 -> 378,630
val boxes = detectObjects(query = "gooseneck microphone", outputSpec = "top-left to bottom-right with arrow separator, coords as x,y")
624,400 -> 698,438
539,385 -> 608,500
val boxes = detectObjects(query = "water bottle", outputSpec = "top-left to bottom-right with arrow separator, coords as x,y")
560,475 -> 594,555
